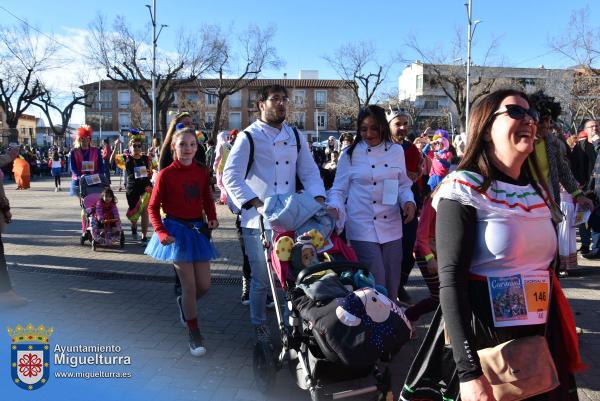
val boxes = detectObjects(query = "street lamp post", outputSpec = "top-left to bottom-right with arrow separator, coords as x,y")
146,0 -> 167,140
465,0 -> 480,137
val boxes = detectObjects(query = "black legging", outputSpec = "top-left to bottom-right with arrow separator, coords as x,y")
54,175 -> 61,188
0,236 -> 13,293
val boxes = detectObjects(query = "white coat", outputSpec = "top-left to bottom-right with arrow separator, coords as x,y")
222,120 -> 326,229
327,140 -> 414,244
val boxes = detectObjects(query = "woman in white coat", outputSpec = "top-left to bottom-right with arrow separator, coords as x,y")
328,105 -> 416,299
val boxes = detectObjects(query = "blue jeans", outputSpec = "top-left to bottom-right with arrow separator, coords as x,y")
242,227 -> 273,326
591,231 -> 600,254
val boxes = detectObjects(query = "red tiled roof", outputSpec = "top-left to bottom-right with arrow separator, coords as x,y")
82,78 -> 352,89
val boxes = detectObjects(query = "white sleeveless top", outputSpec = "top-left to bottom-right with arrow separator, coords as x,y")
432,170 -> 556,277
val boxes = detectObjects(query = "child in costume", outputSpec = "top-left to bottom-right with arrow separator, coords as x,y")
145,128 -> 219,357
110,129 -> 153,245
422,130 -> 452,190
94,187 -> 122,243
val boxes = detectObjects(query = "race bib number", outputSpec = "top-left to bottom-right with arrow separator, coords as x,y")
487,271 -> 550,327
84,174 -> 101,186
134,166 -> 148,179
81,160 -> 95,172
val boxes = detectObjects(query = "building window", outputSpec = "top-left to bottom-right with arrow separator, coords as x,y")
119,113 -> 131,130
291,112 -> 305,129
185,91 -> 199,104
293,90 -> 305,107
315,90 -> 327,107
87,112 -> 113,131
97,90 -> 112,110
248,90 -> 259,108
118,91 -> 130,109
205,90 -> 218,106
229,91 -> 242,108
229,112 -> 242,130
316,112 -> 327,130
423,100 -> 438,110
205,112 -> 216,129
416,75 -> 424,92
171,93 -> 178,107
141,112 -> 151,130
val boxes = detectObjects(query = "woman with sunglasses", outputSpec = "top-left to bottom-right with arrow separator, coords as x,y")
111,129 -> 153,245
400,89 -> 583,401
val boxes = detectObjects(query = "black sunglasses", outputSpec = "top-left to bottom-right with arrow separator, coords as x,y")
132,144 -> 142,148
493,104 -> 539,123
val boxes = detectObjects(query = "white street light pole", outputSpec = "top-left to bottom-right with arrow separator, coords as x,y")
146,0 -> 167,140
98,79 -> 102,143
465,0 -> 480,137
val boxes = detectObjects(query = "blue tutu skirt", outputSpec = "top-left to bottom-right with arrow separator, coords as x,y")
144,218 -> 218,263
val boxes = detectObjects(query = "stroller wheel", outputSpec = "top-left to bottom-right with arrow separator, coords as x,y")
120,232 -> 125,248
253,341 -> 276,393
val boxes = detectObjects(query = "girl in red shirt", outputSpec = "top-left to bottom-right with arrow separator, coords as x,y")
145,128 -> 219,357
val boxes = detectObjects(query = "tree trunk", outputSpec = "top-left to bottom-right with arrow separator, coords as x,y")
211,96 -> 226,142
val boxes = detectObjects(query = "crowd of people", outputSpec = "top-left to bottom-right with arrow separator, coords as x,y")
0,83 -> 593,400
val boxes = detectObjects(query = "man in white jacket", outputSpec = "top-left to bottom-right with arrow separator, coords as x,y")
223,84 -> 326,341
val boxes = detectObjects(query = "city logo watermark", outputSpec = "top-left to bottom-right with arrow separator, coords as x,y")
7,323 -> 53,391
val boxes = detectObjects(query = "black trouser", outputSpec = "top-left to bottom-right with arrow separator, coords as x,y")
54,175 -> 61,187
0,236 -> 13,293
400,215 -> 418,288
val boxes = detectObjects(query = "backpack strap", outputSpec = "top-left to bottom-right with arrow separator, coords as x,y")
244,130 -> 254,179
244,127 -> 301,179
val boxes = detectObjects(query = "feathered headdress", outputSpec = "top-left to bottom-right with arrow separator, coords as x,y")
195,130 -> 206,143
128,128 -> 145,142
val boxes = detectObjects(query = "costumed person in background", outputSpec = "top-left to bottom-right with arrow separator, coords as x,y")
339,132 -> 354,151
12,154 -> 31,190
68,125 -> 104,242
324,135 -> 339,157
213,130 -> 234,205
327,105 -> 416,298
48,149 -> 64,192
401,89 -> 584,401
205,139 -> 216,192
93,187 -> 122,243
145,128 -> 219,357
110,129 -> 153,245
158,111 -> 206,170
422,130 -> 453,191
101,138 -> 112,184
0,145 -> 27,308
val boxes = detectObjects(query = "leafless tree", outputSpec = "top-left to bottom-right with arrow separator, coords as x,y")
195,24 -> 283,140
323,41 -> 391,111
87,14 -> 221,139
32,90 -> 90,143
326,88 -> 359,131
404,28 -> 502,133
550,7 -> 600,127
0,22 -> 56,134
550,7 -> 600,75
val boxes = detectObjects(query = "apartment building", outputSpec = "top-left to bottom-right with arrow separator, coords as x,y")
398,61 -> 574,131
81,74 -> 353,141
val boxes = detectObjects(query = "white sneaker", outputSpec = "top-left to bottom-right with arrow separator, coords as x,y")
54,187 -> 58,192
188,330 -> 206,357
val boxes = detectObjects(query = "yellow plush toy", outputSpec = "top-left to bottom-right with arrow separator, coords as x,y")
275,236 -> 294,262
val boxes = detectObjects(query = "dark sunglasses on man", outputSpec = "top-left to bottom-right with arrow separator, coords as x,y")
132,144 -> 142,149
493,104 -> 539,123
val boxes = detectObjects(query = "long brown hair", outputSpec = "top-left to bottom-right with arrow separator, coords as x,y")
458,89 -> 556,211
158,112 -> 191,167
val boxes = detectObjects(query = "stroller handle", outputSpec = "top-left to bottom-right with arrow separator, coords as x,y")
295,261 -> 369,286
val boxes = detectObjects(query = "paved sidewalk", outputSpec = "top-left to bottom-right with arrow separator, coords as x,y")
1,177 -> 599,401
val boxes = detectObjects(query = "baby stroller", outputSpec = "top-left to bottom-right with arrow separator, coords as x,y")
253,216 -> 411,401
79,173 -> 125,250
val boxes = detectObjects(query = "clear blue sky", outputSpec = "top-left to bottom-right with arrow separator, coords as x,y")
0,0 -> 597,122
